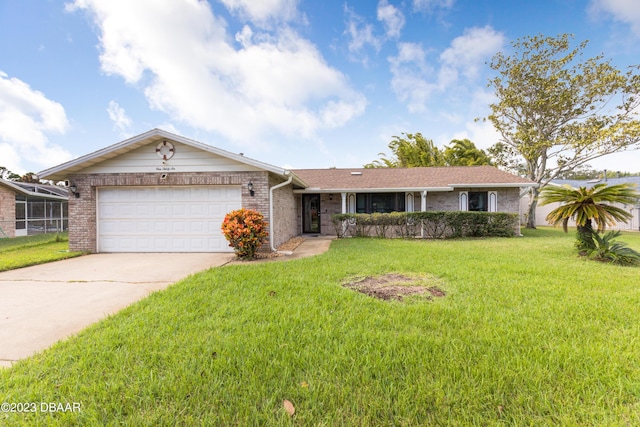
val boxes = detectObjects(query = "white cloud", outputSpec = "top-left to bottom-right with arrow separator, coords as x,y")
107,100 -> 133,137
218,0 -> 300,26
377,0 -> 405,39
344,4 -> 382,63
589,0 -> 640,36
67,0 -> 365,145
388,26 -> 503,113
344,1 -> 404,64
156,123 -> 181,135
388,42 -> 437,113
0,143 -> 23,174
450,119 -> 500,151
438,26 -> 504,89
0,71 -> 73,173
413,0 -> 455,13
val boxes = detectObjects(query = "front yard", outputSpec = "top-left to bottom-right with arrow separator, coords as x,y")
1,228 -> 640,425
0,233 -> 83,272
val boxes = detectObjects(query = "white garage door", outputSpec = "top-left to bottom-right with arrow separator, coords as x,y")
97,186 -> 241,252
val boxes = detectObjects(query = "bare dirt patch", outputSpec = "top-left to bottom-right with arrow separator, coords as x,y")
277,236 -> 305,252
343,273 -> 446,301
228,237 -> 306,263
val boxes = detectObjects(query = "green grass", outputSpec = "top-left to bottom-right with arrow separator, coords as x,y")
1,228 -> 640,425
0,233 -> 84,271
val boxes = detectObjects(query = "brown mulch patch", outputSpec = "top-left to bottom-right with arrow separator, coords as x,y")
229,237 -> 306,262
277,236 -> 305,252
343,273 -> 446,301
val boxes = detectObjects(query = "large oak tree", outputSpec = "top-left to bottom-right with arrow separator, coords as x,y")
484,34 -> 640,228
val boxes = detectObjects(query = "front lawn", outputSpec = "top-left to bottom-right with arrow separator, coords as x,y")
0,233 -> 83,272
1,228 -> 640,425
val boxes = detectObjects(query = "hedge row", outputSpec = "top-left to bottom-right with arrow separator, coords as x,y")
330,211 -> 519,239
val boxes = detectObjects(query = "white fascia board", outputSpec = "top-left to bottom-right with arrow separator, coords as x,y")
293,187 -> 453,193
449,183 -> 537,188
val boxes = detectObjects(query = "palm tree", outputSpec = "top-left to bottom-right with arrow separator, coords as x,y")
539,183 -> 639,251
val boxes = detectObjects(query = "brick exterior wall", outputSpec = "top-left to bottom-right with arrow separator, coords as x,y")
269,175 -> 298,248
66,169 -> 525,252
304,188 -> 522,236
0,186 -> 16,238
294,193 -> 342,235
67,171 -> 271,253
319,194 -> 342,234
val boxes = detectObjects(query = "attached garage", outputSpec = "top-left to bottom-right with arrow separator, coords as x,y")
37,129 -> 304,253
97,186 -> 241,252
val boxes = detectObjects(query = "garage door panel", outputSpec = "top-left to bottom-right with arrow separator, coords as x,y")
136,204 -> 154,217
187,221 -> 208,234
98,186 -> 241,252
172,204 -> 189,217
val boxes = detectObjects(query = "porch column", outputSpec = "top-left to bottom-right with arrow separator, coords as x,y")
341,192 -> 347,214
421,190 -> 427,238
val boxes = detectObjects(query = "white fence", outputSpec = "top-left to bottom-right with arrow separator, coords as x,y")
522,200 -> 640,231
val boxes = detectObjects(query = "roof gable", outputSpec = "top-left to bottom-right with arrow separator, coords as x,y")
79,140 -> 265,175
38,129 -> 297,182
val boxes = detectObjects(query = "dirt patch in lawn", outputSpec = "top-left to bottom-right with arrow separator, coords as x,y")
343,273 -> 446,302
228,237 -> 306,263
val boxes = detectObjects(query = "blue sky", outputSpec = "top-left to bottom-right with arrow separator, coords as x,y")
1,0 -> 640,177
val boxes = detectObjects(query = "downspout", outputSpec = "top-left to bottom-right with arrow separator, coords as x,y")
269,172 -> 294,252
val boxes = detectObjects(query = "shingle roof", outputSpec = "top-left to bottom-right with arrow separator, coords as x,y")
291,166 -> 534,191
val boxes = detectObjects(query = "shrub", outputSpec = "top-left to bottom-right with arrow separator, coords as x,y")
585,230 -> 640,266
371,212 -> 394,238
221,208 -> 268,259
330,211 -> 518,239
331,215 -> 348,238
354,214 -> 374,237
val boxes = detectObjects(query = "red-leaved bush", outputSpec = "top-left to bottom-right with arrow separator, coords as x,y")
221,208 -> 269,258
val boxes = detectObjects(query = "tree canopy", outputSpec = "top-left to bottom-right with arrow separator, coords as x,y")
484,33 -> 640,228
0,167 -> 43,183
444,139 -> 493,166
0,166 -> 21,181
365,133 -> 492,168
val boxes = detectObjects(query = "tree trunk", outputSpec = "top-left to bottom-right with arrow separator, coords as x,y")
576,220 -> 595,254
526,187 -> 539,229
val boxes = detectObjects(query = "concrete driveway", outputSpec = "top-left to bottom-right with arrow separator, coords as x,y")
0,253 -> 234,368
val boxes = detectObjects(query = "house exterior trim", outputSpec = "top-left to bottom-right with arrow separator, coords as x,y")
294,187 -> 453,193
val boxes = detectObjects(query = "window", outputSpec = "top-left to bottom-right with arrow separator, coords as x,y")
460,191 -> 498,212
356,193 -> 406,213
468,192 -> 488,211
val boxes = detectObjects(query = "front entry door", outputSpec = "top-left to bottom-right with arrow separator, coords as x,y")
302,194 -> 321,233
